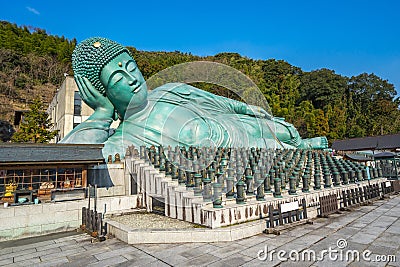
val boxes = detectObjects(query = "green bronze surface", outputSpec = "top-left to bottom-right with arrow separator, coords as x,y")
61,37 -> 328,157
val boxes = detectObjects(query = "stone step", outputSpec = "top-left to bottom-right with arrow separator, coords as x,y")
130,158 -> 208,224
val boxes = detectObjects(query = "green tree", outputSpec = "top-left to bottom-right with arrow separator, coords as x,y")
325,103 -> 347,141
0,120 -> 15,142
347,73 -> 399,136
292,100 -> 315,138
299,69 -> 348,110
270,74 -> 301,121
11,99 -> 58,143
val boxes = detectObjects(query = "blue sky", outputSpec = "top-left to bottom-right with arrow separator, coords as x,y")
1,0 -> 399,95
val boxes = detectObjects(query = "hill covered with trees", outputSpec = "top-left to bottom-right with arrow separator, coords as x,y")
0,21 -> 75,123
0,21 -> 399,143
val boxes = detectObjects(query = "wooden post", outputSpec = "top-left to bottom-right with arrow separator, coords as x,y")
268,204 -> 274,228
87,209 -> 92,231
342,190 -> 347,208
351,189 -> 356,205
359,187 -> 363,202
82,207 -> 86,227
82,168 -> 87,188
296,207 -> 301,221
287,210 -> 292,223
278,203 -> 283,226
91,211 -> 96,233
363,186 -> 368,200
346,190 -> 350,206
302,199 -> 307,219
97,212 -> 102,235
320,195 -> 325,214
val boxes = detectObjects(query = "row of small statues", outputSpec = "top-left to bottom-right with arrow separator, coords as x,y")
122,145 -> 381,208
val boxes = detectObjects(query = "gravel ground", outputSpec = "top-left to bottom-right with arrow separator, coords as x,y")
109,212 -> 198,229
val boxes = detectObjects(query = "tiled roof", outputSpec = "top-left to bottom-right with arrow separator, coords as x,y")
374,151 -> 398,159
344,153 -> 373,162
332,133 -> 400,151
0,143 -> 105,164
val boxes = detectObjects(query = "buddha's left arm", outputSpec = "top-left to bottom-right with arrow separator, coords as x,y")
214,94 -> 272,119
175,84 -> 273,119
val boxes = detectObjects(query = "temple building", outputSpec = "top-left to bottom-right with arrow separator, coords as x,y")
0,142 -> 134,241
0,143 -> 105,202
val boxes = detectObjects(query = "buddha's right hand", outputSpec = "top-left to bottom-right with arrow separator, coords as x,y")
74,75 -> 115,118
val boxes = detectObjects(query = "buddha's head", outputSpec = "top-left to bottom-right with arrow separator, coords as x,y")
72,37 -> 147,118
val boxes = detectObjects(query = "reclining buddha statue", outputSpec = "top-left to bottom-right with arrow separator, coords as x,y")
61,37 -> 328,157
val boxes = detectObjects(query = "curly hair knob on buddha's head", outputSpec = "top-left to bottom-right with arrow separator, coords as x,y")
72,37 -> 133,95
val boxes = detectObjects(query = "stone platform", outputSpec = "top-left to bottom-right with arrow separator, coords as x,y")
127,157 -> 388,229
106,215 -> 265,244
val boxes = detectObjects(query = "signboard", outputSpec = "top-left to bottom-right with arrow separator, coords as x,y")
281,201 -> 299,213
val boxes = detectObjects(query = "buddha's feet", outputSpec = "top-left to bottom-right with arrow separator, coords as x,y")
299,136 -> 329,149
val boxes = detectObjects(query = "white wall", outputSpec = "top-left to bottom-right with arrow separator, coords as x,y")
0,195 -> 137,241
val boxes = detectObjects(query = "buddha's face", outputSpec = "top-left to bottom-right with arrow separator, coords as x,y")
100,52 -> 147,117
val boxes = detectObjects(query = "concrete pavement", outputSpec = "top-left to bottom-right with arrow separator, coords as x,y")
0,195 -> 399,266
